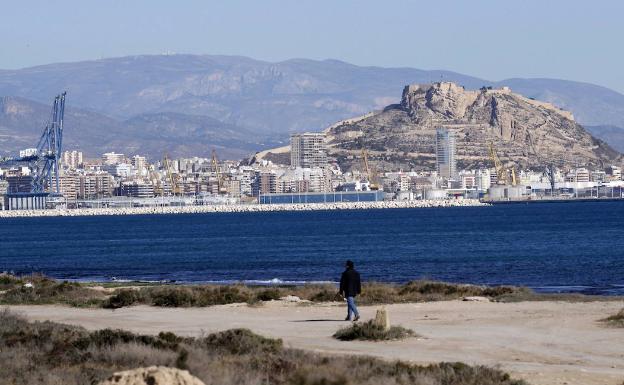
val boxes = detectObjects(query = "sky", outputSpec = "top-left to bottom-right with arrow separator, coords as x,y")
1,0 -> 623,92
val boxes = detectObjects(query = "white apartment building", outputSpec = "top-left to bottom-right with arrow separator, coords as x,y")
290,132 -> 327,168
131,155 -> 148,177
102,152 -> 126,165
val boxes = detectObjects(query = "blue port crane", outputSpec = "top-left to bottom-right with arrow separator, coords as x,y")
0,92 -> 66,194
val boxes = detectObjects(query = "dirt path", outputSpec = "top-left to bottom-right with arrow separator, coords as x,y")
7,300 -> 624,385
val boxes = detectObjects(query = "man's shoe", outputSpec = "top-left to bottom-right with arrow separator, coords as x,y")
345,316 -> 351,321
353,316 -> 360,322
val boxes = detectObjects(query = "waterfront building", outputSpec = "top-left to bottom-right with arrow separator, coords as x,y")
252,171 -> 277,196
460,171 -> 477,189
290,132 -> 327,168
6,174 -> 33,193
121,182 -> 155,198
435,128 -> 457,179
79,172 -> 114,199
0,179 -> 7,210
259,190 -> 385,204
59,172 -> 80,200
575,168 -> 590,183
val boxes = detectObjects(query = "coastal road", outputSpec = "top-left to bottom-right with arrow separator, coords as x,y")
7,300 -> 624,385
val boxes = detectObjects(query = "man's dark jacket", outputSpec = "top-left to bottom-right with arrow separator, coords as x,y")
340,268 -> 361,297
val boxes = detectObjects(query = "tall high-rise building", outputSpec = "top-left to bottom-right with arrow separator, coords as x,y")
435,128 -> 457,179
62,150 -> 83,169
290,133 -> 327,168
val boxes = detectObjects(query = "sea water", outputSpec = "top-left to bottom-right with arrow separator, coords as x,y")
1,201 -> 623,295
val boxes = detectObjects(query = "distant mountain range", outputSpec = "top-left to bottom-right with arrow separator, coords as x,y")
1,54 -> 624,159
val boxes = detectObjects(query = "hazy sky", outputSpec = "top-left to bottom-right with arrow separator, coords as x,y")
2,0 -> 623,92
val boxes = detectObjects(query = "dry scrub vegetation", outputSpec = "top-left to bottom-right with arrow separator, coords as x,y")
600,308 -> 624,327
0,309 -> 526,385
333,320 -> 416,341
0,273 -> 614,309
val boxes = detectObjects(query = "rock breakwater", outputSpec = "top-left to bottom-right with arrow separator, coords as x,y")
0,199 -> 488,218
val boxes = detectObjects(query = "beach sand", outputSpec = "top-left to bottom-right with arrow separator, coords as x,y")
7,300 -> 624,385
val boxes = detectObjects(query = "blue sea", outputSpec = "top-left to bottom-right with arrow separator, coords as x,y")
1,201 -> 623,295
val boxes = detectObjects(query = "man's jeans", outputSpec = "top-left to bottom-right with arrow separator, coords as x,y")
346,296 -> 359,320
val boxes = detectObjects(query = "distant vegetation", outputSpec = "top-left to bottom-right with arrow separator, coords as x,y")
0,309 -> 526,385
0,273 -> 618,309
333,320 -> 416,341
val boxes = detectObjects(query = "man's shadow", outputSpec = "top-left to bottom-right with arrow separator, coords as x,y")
290,319 -> 344,322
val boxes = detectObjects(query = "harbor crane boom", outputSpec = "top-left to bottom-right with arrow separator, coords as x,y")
361,148 -> 379,190
0,92 -> 66,194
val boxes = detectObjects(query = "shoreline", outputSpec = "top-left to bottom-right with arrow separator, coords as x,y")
0,198 -> 487,218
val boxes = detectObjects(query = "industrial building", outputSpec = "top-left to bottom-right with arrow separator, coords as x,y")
259,190 -> 385,204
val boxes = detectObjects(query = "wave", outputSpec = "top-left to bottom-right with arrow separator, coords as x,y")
72,276 -> 338,286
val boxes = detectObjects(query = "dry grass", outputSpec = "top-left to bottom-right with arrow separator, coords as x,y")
333,320 -> 417,341
599,308 -> 624,327
0,274 -> 106,307
0,309 -> 526,385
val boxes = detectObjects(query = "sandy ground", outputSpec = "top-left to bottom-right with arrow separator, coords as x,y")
7,300 -> 624,385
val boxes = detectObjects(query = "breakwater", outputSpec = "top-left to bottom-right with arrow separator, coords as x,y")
0,199 -> 487,218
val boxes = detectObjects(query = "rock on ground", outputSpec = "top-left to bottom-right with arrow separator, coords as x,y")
98,366 -> 205,385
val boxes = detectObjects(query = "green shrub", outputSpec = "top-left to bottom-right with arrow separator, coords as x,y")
202,328 -> 283,354
333,320 -> 416,341
104,289 -> 143,309
0,279 -> 105,307
0,274 -> 22,289
309,288 -> 339,302
195,286 -> 251,306
255,288 -> 282,301
150,287 -> 197,307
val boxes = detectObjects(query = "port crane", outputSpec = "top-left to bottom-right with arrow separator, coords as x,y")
487,141 -> 517,186
162,153 -> 181,196
211,149 -> 227,195
0,92 -> 66,194
361,148 -> 379,190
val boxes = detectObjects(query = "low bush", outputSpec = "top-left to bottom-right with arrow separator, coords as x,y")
103,289 -> 144,309
0,278 -> 106,307
333,320 -> 416,341
0,274 -> 23,289
600,308 -> 624,327
0,309 -> 526,385
255,288 -> 282,301
202,328 -> 283,354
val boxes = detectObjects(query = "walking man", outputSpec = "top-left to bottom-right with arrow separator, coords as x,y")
339,260 -> 361,321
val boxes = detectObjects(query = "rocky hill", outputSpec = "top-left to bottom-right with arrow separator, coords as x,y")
325,82 -> 622,170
